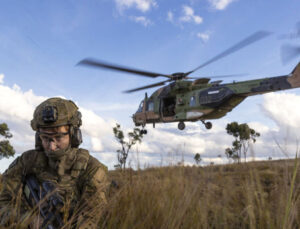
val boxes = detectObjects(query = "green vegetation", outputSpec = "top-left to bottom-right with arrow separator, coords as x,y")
194,153 -> 202,165
0,122 -> 15,160
225,122 -> 260,163
113,123 -> 144,169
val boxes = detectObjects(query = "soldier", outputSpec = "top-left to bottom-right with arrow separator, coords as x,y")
0,97 -> 108,228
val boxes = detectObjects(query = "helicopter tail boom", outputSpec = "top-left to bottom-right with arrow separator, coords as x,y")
287,62 -> 300,88
233,62 -> 300,97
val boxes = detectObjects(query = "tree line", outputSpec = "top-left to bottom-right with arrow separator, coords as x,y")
0,121 -> 259,168
114,121 -> 260,169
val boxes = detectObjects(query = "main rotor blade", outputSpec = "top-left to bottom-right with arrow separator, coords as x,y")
78,58 -> 172,78
123,80 -> 170,93
186,73 -> 247,80
188,31 -> 272,75
281,44 -> 300,64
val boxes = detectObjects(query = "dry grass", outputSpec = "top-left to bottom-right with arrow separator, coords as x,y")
102,159 -> 300,229
0,159 -> 299,229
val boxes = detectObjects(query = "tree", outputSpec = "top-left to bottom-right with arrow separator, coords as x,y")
0,123 -> 15,159
225,122 -> 260,163
194,153 -> 202,165
225,148 -> 240,163
113,123 -> 144,169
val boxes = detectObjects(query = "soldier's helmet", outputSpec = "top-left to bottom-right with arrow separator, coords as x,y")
31,97 -> 82,130
31,97 -> 82,148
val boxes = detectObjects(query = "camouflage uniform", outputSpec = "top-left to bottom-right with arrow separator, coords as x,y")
0,98 -> 108,228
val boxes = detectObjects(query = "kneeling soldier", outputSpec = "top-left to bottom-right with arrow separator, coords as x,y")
0,97 -> 108,228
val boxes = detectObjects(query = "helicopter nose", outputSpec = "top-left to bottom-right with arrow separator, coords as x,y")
132,114 -> 136,122
132,113 -> 141,126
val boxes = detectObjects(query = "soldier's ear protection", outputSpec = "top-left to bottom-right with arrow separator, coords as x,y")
69,126 -> 82,148
69,110 -> 83,147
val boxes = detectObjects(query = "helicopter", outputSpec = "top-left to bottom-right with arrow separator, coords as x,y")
78,31 -> 300,133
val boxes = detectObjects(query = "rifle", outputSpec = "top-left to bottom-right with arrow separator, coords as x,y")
23,175 -> 64,229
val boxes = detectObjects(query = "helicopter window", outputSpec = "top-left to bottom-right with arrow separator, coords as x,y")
147,100 -> 154,111
190,96 -> 196,107
137,101 -> 144,113
162,97 -> 176,117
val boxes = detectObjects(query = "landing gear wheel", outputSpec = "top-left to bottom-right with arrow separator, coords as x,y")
141,129 -> 147,135
201,120 -> 212,130
178,121 -> 185,130
205,122 -> 212,130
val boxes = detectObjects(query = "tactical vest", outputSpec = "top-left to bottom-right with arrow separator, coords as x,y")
20,148 -> 103,219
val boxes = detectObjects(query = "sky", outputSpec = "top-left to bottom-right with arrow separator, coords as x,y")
0,0 -> 299,172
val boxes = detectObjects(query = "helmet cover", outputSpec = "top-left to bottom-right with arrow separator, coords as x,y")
31,97 -> 82,131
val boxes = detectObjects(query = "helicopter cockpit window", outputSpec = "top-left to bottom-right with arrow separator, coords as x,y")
147,100 -> 154,111
190,96 -> 196,107
137,100 -> 144,113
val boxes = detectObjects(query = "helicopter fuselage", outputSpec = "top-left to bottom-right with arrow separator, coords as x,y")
133,62 -> 300,129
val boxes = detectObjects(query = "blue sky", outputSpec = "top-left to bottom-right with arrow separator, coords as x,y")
0,0 -> 300,171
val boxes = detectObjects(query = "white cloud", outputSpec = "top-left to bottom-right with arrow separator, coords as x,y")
90,137 -> 103,151
115,0 -> 157,12
180,5 -> 203,24
261,92 -> 300,130
258,92 -> 300,158
208,0 -> 236,10
197,32 -> 210,42
133,121 -> 233,159
0,76 -> 46,123
80,107 -> 114,152
86,102 -> 137,112
130,16 -> 152,26
247,121 -> 272,134
0,74 -> 4,84
0,76 -> 48,157
167,11 -> 174,22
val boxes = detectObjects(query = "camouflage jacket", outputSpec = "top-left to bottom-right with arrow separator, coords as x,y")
0,148 -> 108,228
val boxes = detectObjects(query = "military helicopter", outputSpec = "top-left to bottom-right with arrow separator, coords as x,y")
78,31 -> 300,132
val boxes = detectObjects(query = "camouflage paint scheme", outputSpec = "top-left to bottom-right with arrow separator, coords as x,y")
133,62 -> 300,127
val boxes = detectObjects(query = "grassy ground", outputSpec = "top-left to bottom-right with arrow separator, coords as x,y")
102,159 -> 300,229
0,159 -> 299,228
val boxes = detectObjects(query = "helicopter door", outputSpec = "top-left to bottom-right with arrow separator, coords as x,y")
161,97 -> 176,117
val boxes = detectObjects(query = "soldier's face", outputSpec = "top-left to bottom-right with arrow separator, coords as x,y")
39,126 -> 70,151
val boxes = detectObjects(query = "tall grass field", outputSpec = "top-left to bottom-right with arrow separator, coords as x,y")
0,159 -> 299,228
